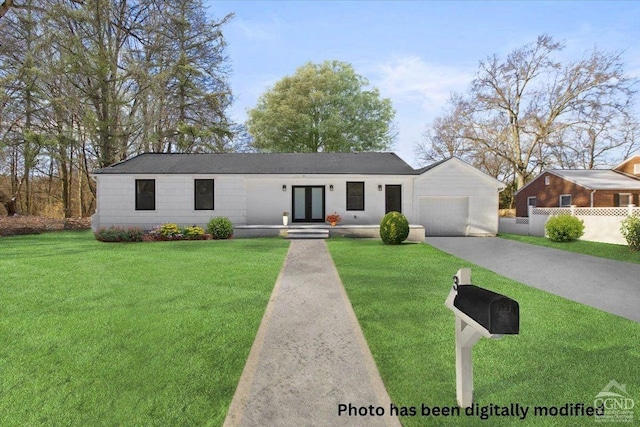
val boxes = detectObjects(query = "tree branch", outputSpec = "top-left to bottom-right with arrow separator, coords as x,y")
0,0 -> 14,19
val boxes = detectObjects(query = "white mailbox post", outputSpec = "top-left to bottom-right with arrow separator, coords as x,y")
444,268 -> 519,408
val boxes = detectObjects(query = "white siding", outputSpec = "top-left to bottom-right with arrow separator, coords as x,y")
414,159 -> 502,236
92,158 -> 501,233
93,173 -> 415,229
245,174 -> 414,225
419,197 -> 469,236
93,174 -> 247,230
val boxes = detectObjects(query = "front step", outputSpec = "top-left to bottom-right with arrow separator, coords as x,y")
286,228 -> 330,239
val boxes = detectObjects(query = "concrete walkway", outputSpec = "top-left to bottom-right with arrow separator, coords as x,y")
223,240 -> 401,427
426,237 -> 640,323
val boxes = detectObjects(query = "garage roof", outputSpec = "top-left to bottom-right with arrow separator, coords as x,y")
93,152 -> 418,175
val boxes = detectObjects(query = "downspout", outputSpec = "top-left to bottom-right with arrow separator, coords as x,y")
590,189 -> 596,208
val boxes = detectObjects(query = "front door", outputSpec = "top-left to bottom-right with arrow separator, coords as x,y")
292,186 -> 325,222
385,185 -> 402,213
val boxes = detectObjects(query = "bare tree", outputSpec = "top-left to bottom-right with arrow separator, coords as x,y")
1,0 -> 235,217
416,101 -> 473,165
550,108 -> 640,169
417,96 -> 516,190
0,0 -> 49,214
418,35 -> 637,190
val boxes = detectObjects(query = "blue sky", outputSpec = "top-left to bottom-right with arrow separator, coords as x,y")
206,1 -> 640,167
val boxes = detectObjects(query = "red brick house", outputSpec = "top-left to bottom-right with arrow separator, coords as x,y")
515,155 -> 640,217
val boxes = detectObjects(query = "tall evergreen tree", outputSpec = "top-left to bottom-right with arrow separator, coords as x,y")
132,0 -> 234,154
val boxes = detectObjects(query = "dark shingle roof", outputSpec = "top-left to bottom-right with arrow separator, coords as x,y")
414,157 -> 449,174
93,152 -> 417,175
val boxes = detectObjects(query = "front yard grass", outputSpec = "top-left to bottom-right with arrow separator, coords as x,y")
499,233 -> 640,264
328,239 -> 640,426
0,231 -> 289,426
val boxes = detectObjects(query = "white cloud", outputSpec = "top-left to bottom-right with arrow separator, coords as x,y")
235,17 -> 280,42
370,55 -> 473,114
357,56 -> 474,167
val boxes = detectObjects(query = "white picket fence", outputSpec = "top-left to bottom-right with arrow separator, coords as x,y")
499,205 -> 640,245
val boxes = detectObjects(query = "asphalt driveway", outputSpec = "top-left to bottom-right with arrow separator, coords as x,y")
425,237 -> 640,323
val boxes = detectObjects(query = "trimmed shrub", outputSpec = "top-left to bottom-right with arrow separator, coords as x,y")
94,227 -> 121,242
207,217 -> 233,239
94,227 -> 144,242
183,225 -> 206,240
379,211 -> 409,245
159,223 -> 181,239
545,214 -> 584,242
620,214 -> 640,251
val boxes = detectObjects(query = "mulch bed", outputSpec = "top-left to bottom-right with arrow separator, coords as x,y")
0,216 -> 91,236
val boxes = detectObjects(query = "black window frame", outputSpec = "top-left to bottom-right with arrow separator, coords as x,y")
194,179 -> 215,210
385,184 -> 402,213
346,181 -> 365,211
135,179 -> 156,211
292,185 -> 325,223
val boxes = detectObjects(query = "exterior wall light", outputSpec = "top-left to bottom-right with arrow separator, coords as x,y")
329,185 -> 334,191
282,185 -> 287,192
378,185 -> 383,191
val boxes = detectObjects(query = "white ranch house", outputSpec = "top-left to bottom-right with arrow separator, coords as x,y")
91,153 -> 504,236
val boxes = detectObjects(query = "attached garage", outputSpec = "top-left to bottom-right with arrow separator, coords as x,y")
413,158 -> 505,237
419,196 -> 469,236
92,153 -> 503,236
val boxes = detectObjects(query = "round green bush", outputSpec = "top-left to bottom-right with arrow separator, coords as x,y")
207,217 -> 233,239
545,214 -> 584,242
379,211 -> 409,245
620,214 -> 640,251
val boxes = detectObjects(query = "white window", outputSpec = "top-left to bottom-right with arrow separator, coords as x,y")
619,193 -> 632,206
527,196 -> 537,207
559,194 -> 572,207
544,176 -> 550,185
634,163 -> 640,174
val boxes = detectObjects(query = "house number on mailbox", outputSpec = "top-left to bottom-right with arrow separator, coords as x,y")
444,268 -> 520,407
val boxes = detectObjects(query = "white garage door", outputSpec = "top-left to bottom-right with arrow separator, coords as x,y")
419,197 -> 469,236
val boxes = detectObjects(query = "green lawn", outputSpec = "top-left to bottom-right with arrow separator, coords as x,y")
327,239 -> 640,426
0,231 -> 289,426
499,233 -> 640,264
3,232 -> 639,426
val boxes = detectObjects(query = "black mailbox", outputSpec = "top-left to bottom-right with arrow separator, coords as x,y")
453,285 -> 519,335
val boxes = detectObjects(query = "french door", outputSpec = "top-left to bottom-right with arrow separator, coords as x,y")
292,186 -> 325,222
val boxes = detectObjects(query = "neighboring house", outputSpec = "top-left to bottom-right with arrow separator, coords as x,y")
92,153 -> 505,236
515,155 -> 640,217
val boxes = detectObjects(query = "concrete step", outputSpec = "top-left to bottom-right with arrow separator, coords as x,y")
286,228 -> 330,239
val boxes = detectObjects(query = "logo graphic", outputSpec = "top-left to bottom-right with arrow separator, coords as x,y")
594,380 -> 635,423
